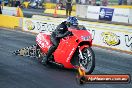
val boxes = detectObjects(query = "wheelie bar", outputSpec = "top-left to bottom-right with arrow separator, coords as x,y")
13,45 -> 38,58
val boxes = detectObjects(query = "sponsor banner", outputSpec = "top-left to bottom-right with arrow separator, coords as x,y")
112,8 -> 129,23
23,18 -> 58,33
85,28 -> 132,52
99,7 -> 114,21
87,6 -> 100,20
76,5 -> 88,18
79,21 -> 132,52
86,6 -> 131,24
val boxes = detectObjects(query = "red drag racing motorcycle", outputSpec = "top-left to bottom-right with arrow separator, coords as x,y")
36,28 -> 95,74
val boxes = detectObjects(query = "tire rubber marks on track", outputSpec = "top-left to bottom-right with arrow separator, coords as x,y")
13,45 -> 37,57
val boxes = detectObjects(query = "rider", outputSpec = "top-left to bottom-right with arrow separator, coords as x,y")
41,16 -> 80,65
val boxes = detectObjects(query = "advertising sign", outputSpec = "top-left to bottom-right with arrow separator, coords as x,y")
87,6 -> 100,20
23,18 -> 58,33
86,28 -> 132,52
112,8 -> 129,23
99,7 -> 114,21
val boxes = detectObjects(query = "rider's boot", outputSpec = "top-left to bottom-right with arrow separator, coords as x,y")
41,56 -> 48,66
41,46 -> 56,65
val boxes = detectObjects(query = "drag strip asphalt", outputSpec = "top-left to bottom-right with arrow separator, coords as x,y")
0,28 -> 132,88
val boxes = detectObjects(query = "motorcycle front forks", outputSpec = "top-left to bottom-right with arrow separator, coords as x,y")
78,46 -> 85,70
78,46 -> 84,60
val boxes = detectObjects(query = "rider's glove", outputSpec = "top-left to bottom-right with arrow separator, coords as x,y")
69,31 -> 73,36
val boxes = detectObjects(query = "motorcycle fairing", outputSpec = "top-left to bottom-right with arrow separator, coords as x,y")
69,29 -> 92,46
53,36 -> 79,68
36,33 -> 52,53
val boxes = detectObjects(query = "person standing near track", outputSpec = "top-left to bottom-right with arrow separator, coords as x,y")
65,0 -> 72,17
15,0 -> 21,7
0,0 -> 3,14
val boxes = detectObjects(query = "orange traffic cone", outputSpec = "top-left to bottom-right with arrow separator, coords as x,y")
17,6 -> 20,17
53,5 -> 58,17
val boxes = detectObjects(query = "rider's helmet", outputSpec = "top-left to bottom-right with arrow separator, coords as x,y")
66,16 -> 78,26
